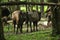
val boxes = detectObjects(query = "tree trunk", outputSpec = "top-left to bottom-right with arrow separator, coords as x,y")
15,0 -> 20,10
26,0 -> 28,12
40,0 -> 44,17
0,3 -> 5,40
36,0 -> 38,11
31,0 -> 33,11
0,17 -> 5,40
52,6 -> 60,35
48,0 -> 60,35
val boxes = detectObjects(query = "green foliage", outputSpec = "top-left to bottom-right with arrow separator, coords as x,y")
21,6 -> 47,12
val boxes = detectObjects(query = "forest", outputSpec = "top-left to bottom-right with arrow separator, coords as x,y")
0,0 -> 60,40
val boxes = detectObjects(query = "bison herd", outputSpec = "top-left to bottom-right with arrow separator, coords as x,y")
1,6 -> 42,34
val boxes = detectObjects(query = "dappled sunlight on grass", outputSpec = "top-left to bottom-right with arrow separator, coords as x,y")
4,24 -> 53,40
5,30 -> 51,40
4,18 -> 59,40
4,24 -> 60,40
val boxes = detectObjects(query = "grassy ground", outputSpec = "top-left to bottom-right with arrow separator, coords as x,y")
4,23 -> 60,40
3,18 -> 60,40
4,27 -> 52,40
4,27 -> 60,40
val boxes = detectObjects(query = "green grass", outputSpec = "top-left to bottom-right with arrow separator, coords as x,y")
5,30 -> 52,40
4,24 -> 60,40
4,29 -> 60,40
5,32 -> 49,40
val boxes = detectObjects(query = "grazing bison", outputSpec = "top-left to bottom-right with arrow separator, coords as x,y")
12,10 -> 27,33
12,10 -> 41,33
1,6 -> 10,26
26,10 -> 41,32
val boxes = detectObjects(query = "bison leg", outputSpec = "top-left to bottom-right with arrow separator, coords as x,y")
13,23 -> 16,33
33,22 -> 35,31
26,21 -> 28,32
13,20 -> 16,33
20,24 -> 23,33
16,25 -> 19,34
30,22 -> 32,32
16,27 -> 18,34
14,24 -> 15,33
35,22 -> 38,31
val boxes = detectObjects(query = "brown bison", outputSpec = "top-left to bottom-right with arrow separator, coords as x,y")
12,10 -> 27,33
12,10 -> 41,33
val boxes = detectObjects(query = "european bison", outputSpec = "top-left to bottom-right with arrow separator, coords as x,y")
12,10 -> 41,33
12,10 -> 27,33
26,10 -> 41,32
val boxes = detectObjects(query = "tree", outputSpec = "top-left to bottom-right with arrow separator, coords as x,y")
15,0 -> 20,10
36,0 -> 39,11
47,0 -> 60,36
0,17 -> 5,40
0,1 -> 5,40
40,0 -> 44,17
31,0 -> 33,10
26,0 -> 29,12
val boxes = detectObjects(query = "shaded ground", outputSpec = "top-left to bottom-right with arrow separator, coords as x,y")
4,27 -> 60,40
4,18 -> 60,40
